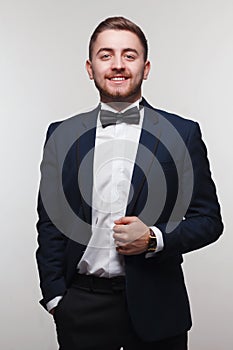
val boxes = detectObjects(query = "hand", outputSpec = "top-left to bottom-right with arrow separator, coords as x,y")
113,216 -> 150,255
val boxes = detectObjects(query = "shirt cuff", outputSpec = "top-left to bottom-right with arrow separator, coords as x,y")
46,296 -> 63,312
145,226 -> 164,258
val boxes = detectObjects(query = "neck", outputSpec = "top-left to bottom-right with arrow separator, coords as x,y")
104,101 -> 134,112
101,97 -> 142,112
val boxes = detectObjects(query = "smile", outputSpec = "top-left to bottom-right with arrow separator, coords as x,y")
108,76 -> 128,81
111,77 -> 126,81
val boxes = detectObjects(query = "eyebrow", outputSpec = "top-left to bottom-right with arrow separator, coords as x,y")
96,48 -> 139,56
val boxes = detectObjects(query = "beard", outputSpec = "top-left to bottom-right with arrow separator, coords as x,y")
93,75 -> 144,103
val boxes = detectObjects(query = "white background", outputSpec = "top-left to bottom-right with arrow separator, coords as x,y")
0,0 -> 232,349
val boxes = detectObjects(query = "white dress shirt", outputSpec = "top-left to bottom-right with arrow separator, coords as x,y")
47,99 -> 163,311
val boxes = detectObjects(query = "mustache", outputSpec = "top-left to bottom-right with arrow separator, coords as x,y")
105,74 -> 131,79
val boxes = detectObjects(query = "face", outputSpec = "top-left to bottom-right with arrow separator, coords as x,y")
86,30 -> 150,104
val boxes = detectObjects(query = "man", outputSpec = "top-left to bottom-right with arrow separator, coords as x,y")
36,16 -> 223,350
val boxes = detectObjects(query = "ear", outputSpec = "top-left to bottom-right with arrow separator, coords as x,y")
143,60 -> 151,80
86,59 -> 94,80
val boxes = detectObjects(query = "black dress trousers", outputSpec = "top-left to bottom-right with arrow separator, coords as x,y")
53,274 -> 188,350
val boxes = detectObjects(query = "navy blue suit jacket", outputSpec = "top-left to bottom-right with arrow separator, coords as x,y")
36,99 -> 223,341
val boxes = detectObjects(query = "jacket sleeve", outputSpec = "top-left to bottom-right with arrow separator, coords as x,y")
157,122 -> 223,256
36,124 -> 68,308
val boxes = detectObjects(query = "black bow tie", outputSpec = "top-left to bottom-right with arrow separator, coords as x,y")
100,106 -> 140,128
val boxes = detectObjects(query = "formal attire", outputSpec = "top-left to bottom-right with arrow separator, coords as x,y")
36,98 -> 223,349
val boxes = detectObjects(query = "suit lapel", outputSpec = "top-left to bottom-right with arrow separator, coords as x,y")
126,100 -> 161,216
76,105 -> 100,225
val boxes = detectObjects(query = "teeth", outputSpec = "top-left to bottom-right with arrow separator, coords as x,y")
111,77 -> 125,81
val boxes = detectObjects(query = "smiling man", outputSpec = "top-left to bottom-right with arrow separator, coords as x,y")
36,17 -> 223,350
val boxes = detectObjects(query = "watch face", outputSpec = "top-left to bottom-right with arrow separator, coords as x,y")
148,236 -> 157,251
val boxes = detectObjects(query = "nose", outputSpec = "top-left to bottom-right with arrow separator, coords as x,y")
111,55 -> 125,70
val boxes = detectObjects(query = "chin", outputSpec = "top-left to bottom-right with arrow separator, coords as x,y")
103,90 -> 139,102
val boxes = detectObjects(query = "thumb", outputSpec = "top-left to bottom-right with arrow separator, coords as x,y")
114,216 -> 136,225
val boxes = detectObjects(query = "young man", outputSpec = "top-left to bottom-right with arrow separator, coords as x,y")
36,17 -> 223,350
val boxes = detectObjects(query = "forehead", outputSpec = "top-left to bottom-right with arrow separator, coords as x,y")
93,29 -> 144,53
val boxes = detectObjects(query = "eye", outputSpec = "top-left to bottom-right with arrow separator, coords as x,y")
101,53 -> 111,60
124,54 -> 135,60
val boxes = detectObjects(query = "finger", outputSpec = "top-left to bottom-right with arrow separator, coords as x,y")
114,217 -> 124,224
114,216 -> 137,225
116,245 -> 129,254
114,239 -> 127,246
116,246 -> 135,255
113,225 -> 127,233
113,232 -> 127,242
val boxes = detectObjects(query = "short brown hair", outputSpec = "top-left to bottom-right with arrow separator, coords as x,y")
89,16 -> 148,61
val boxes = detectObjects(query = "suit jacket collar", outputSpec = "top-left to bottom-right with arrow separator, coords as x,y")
126,98 -> 160,215
76,104 -> 100,224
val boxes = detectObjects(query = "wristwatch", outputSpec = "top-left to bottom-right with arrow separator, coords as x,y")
147,228 -> 157,252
